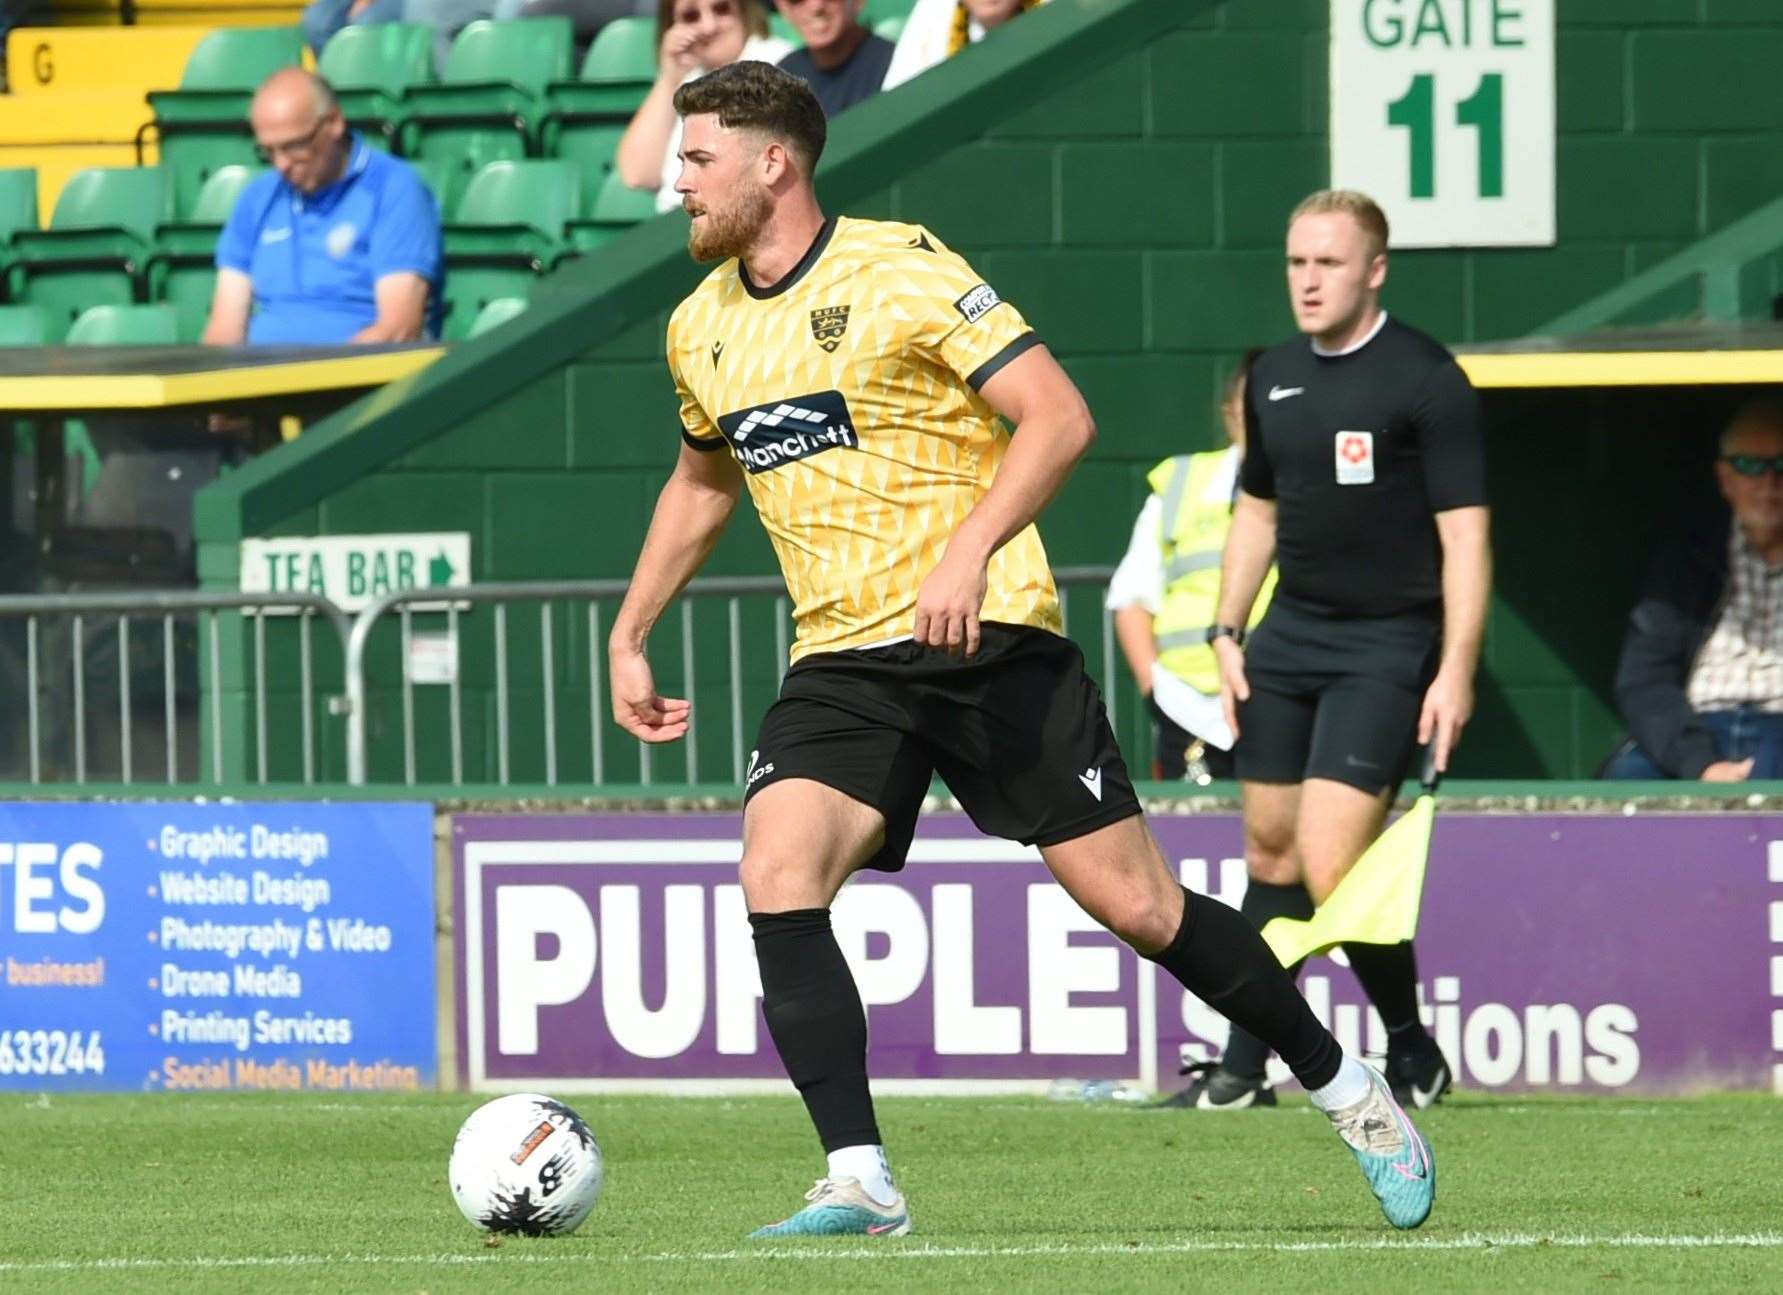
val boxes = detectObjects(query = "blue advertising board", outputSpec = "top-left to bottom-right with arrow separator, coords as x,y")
0,803 -> 436,1092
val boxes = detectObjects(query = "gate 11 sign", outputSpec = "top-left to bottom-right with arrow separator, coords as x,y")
1331,0 -> 1554,248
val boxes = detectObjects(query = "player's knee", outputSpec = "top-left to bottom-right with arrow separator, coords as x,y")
739,848 -> 813,910
1244,837 -> 1298,885
1096,888 -> 1179,954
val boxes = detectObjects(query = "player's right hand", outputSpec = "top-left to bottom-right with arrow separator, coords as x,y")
1213,636 -> 1249,740
610,647 -> 690,743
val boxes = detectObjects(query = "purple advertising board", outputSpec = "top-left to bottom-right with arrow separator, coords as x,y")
452,811 -> 1782,1097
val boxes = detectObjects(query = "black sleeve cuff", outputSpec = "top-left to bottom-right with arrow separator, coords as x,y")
682,429 -> 727,452
966,331 -> 1042,391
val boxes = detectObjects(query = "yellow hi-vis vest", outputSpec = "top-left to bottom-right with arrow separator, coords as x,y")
1147,450 -> 1275,694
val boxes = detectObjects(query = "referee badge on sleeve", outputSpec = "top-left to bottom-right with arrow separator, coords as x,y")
1334,431 -> 1375,485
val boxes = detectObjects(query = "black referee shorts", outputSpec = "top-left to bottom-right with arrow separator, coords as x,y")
744,623 -> 1141,871
1233,598 -> 1440,795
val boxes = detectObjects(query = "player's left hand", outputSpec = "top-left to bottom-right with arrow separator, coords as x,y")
914,551 -> 989,657
1418,666 -> 1474,773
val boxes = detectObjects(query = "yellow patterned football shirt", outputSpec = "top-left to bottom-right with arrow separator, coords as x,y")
667,216 -> 1062,663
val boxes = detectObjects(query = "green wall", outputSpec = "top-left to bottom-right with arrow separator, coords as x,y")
196,0 -> 1783,783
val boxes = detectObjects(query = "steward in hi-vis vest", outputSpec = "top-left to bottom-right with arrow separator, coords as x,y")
1148,448 -> 1275,695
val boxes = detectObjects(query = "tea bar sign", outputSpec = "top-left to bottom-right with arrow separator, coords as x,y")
240,534 -> 471,613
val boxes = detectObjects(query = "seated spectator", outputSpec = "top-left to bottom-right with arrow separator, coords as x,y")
1607,396 -> 1783,781
881,0 -> 1044,91
301,0 -> 403,59
776,0 -> 894,118
202,69 -> 443,345
615,0 -> 790,212
1107,349 -> 1268,782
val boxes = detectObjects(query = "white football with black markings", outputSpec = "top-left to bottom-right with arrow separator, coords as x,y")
448,1093 -> 603,1236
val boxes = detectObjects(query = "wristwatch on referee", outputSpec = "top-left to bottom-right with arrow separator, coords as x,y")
1205,623 -> 1246,647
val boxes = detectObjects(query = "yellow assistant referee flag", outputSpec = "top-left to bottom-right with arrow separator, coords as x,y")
1261,750 -> 1440,968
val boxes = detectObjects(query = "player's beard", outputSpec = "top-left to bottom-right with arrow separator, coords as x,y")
687,182 -> 772,263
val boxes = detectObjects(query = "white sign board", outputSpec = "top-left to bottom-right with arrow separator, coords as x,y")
240,533 -> 471,613
1330,0 -> 1554,248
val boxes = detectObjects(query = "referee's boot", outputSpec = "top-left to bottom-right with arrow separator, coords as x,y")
1158,1060 -> 1277,1110
1384,1031 -> 1453,1110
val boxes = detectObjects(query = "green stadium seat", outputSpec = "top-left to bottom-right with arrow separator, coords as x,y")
865,0 -> 916,20
321,24 -> 437,150
874,16 -> 905,41
0,168 -> 38,245
7,166 -> 172,337
541,17 -> 654,209
447,160 -> 578,251
578,14 -> 656,83
410,156 -> 461,220
546,121 -> 624,212
147,28 -> 305,218
564,169 -> 659,252
440,262 -> 543,343
467,296 -> 527,337
441,160 -> 576,341
0,167 -> 39,285
402,19 -> 575,211
147,165 -> 264,343
66,304 -> 181,346
770,13 -> 800,46
0,304 -> 54,346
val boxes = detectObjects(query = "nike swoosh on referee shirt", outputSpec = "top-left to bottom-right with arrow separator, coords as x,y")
1268,385 -> 1305,401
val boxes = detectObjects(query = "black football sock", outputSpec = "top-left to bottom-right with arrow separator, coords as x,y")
1342,940 -> 1430,1043
1146,888 -> 1341,1092
1220,880 -> 1315,1080
750,908 -> 881,1153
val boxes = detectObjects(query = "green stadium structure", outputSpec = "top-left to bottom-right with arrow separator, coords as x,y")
193,0 -> 1783,784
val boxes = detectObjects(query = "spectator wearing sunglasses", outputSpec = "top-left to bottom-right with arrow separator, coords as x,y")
1607,396 -> 1783,780
203,69 -> 442,346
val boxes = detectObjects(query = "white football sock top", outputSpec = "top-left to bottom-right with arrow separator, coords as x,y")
1305,1052 -> 1374,1113
827,1144 -> 898,1206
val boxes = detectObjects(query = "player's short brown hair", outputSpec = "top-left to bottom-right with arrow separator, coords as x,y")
1288,189 -> 1390,259
673,60 -> 827,177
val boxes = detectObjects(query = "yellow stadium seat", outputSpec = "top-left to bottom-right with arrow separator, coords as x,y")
4,25 -> 209,94
45,1 -> 305,29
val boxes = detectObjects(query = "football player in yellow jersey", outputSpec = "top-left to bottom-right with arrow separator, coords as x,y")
606,61 -> 1436,1238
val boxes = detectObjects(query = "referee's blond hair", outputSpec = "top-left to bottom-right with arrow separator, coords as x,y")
1289,190 -> 1390,259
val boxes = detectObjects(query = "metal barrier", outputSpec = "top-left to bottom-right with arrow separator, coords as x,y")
342,567 -> 1119,787
0,590 -> 352,786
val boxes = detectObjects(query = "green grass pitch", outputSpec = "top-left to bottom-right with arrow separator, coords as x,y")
1,1091 -> 1779,1292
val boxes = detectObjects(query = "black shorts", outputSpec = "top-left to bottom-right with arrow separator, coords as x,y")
744,622 -> 1141,871
1233,598 -> 1440,794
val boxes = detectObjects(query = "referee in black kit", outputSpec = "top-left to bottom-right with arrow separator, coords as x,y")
1184,190 -> 1491,1112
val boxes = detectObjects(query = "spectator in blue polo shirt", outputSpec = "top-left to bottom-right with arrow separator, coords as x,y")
202,69 -> 443,346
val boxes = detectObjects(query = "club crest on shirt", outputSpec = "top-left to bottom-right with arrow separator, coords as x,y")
809,305 -> 850,352
326,221 -> 358,259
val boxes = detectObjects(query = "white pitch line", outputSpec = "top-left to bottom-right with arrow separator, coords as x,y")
2,1233 -> 1781,1275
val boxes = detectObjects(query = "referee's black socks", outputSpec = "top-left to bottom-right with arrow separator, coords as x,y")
1342,940 -> 1433,1046
749,907 -> 883,1153
1146,887 -> 1342,1092
1220,879 -> 1315,1081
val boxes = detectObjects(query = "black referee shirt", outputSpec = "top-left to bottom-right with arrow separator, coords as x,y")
1240,314 -> 1486,618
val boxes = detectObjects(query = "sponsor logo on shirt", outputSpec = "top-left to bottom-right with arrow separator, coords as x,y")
260,227 -> 292,244
953,283 -> 1001,325
717,390 -> 859,474
1334,430 -> 1376,485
